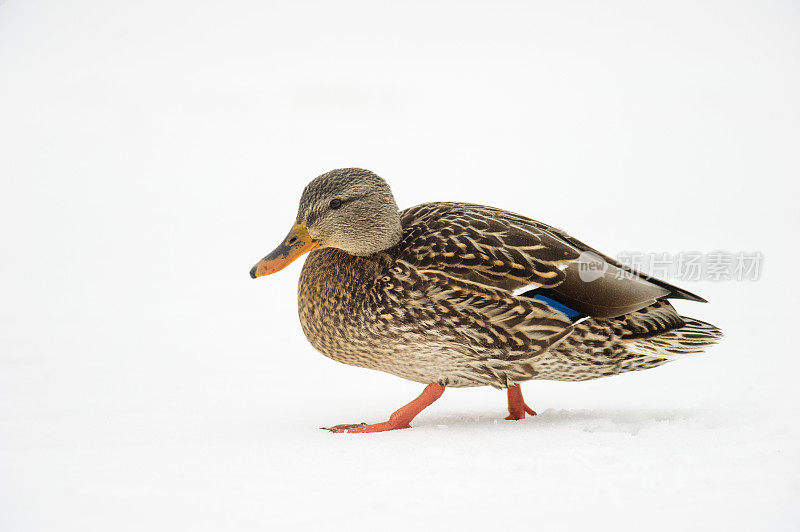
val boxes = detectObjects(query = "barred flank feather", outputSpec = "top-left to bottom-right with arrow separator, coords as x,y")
530,303 -> 723,382
627,316 -> 723,359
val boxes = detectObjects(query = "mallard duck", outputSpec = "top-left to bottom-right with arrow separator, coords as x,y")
250,168 -> 722,433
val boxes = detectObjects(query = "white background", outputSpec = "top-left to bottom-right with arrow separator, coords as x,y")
2,1 -> 799,530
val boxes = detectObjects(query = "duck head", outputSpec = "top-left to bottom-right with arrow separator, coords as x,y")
250,168 -> 403,278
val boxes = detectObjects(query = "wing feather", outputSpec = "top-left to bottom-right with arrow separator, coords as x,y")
399,202 -> 706,319
399,202 -> 581,291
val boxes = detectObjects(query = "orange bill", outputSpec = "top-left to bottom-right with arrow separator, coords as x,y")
250,222 -> 320,278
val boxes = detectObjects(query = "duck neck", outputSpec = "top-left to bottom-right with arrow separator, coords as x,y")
348,217 -> 403,256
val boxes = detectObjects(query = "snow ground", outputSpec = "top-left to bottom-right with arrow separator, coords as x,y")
1,1 -> 799,530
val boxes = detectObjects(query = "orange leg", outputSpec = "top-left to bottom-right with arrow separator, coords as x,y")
505,383 -> 537,420
326,383 -> 445,433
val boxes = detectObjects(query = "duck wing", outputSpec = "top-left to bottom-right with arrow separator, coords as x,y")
398,202 -> 705,319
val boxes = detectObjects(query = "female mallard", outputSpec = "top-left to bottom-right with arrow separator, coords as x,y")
250,168 -> 722,433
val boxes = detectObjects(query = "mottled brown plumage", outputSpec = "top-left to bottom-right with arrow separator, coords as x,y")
251,168 -> 722,430
297,199 -> 721,387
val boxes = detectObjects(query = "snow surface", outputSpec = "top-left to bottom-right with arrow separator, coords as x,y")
1,1 -> 799,530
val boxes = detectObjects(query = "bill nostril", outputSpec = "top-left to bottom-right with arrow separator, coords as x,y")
288,237 -> 298,244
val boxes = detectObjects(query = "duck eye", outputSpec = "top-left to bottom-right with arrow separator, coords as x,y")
329,199 -> 343,210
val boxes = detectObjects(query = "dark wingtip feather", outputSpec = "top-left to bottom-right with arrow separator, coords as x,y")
662,285 -> 708,304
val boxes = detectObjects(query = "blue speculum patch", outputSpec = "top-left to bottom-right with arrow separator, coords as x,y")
531,293 -> 583,320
